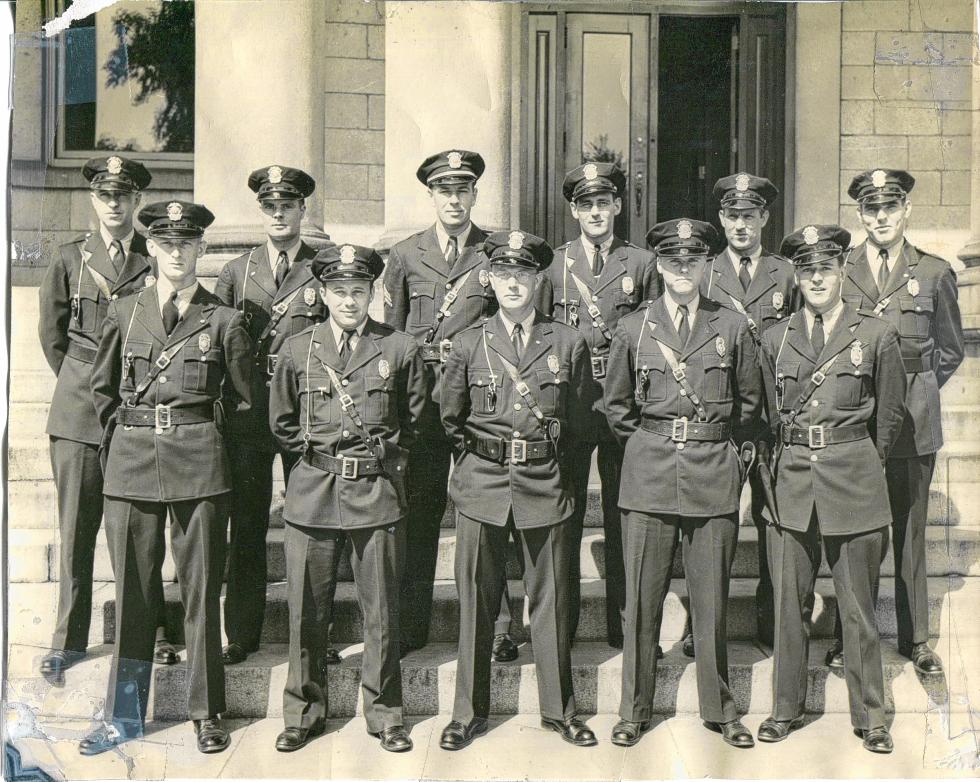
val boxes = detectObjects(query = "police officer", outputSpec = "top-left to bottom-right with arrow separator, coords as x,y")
269,244 -> 425,753
695,171 -> 799,654
439,231 -> 596,750
37,156 -> 176,684
604,219 -> 762,749
536,162 -> 660,649
824,170 -> 964,674
214,165 -> 331,667
384,150 -> 517,659
82,201 -> 252,755
756,225 -> 907,754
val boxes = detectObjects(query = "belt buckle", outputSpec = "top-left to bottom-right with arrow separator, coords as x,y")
341,456 -> 359,479
590,355 -> 606,379
444,289 -> 458,305
511,439 -> 527,463
808,425 -> 826,449
339,393 -> 354,411
587,303 -> 601,319
267,354 -> 278,376
672,366 -> 686,381
671,417 -> 689,443
154,353 -> 171,370
439,339 -> 452,363
154,404 -> 172,430
811,370 -> 826,386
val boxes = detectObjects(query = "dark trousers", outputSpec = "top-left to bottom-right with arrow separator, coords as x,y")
283,521 -> 404,733
224,444 -> 299,651
453,513 -> 576,724
749,468 -> 774,645
104,495 -> 227,733
619,511 -> 739,723
565,437 -> 625,645
769,515 -> 887,730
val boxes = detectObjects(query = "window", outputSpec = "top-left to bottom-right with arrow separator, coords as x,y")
54,0 -> 195,159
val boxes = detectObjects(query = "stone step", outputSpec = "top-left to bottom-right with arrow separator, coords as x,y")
3,639 -> 961,722
12,524 -> 980,586
103,577 -> 959,647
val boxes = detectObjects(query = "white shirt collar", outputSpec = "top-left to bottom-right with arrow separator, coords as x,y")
867,238 -> 904,267
267,238 -> 303,271
156,277 -> 199,316
435,222 -> 472,256
663,292 -> 700,328
579,233 -> 615,257
803,298 -> 845,339
727,245 -> 762,276
329,317 -> 368,348
498,309 -> 536,345
99,225 -> 134,256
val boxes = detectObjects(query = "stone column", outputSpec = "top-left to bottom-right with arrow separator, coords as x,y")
956,9 -> 980,269
381,1 -> 513,249
194,0 -> 329,273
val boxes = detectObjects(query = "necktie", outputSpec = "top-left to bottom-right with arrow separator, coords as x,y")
446,236 -> 459,270
876,249 -> 889,294
676,304 -> 690,345
162,291 -> 180,336
110,240 -> 125,273
339,329 -> 355,367
812,313 -> 825,356
511,323 -> 524,361
739,256 -> 752,292
593,244 -> 604,278
274,250 -> 289,288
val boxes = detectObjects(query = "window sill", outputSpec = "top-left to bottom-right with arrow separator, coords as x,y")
10,158 -> 194,191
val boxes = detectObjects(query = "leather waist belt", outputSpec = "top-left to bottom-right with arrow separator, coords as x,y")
465,434 -> 555,464
303,449 -> 383,478
117,403 -> 214,429
67,342 -> 98,364
902,354 -> 931,373
781,423 -> 869,449
420,340 -> 452,363
640,418 -> 731,443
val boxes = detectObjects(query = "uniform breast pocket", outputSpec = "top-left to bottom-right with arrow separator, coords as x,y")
898,294 -> 934,339
75,288 -> 105,334
289,298 -> 326,335
775,362 -> 801,411
464,289 -> 495,321
301,372 -> 333,425
409,281 -> 437,327
122,341 -> 153,390
635,353 -> 668,403
468,369 -> 497,416
613,290 -> 638,310
182,349 -> 223,395
364,374 -> 392,423
759,304 -> 780,324
842,293 -> 865,309
535,368 -> 569,417
836,362 -> 873,410
241,298 -> 269,334
700,351 -> 733,403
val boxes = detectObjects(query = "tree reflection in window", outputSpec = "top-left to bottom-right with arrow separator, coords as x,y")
583,133 -> 627,174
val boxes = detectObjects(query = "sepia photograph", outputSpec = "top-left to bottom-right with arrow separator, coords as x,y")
2,0 -> 979,779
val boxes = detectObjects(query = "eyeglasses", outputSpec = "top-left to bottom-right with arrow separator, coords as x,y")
490,268 -> 534,284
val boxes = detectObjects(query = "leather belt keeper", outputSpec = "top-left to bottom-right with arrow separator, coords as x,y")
641,418 -> 731,443
303,449 -> 384,478
781,422 -> 869,449
465,434 -> 555,464
420,340 -> 452,363
901,354 -> 931,373
67,342 -> 98,364
590,354 -> 607,379
117,403 -> 215,428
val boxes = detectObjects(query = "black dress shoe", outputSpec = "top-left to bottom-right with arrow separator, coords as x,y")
704,719 -> 755,748
439,719 -> 488,750
321,647 -> 342,665
757,716 -> 804,743
276,721 -> 325,752
40,650 -> 85,686
855,726 -> 894,754
193,718 -> 230,754
78,723 -> 128,756
825,640 -> 844,669
154,641 -> 180,666
611,719 -> 650,747
682,634 -> 695,658
541,716 -> 597,747
492,634 -> 519,662
221,642 -> 248,666
909,643 -> 943,675
375,726 -> 413,752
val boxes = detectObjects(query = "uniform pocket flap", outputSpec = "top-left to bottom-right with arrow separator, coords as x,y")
124,340 -> 153,360
409,281 -> 437,300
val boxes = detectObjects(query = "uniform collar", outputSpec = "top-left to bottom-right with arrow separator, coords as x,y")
156,277 -> 200,315
803,298 -> 844,337
498,308 -> 536,341
99,224 -> 134,255
663,291 -> 700,324
329,317 -> 368,347
435,222 -> 472,255
266,238 -> 303,270
579,233 -> 615,257
726,244 -> 762,272
866,237 -> 905,264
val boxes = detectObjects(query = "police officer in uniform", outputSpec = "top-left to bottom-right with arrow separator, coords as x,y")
37,156 -> 176,684
756,225 -> 907,753
82,201 -> 252,755
439,231 -> 596,750
214,165 -> 332,667
384,150 -> 518,659
536,162 -> 660,649
824,170 -> 964,674
269,245 -> 425,753
604,219 -> 762,749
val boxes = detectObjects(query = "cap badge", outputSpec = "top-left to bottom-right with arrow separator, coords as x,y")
802,225 -> 819,246
378,359 -> 391,379
143,274 -> 156,288
621,276 -> 634,295
166,202 -> 183,222
850,340 -> 863,367
547,354 -> 560,375
106,156 -> 123,175
583,163 -> 599,181
772,291 -> 784,311
735,173 -> 750,192
871,169 -> 887,189
447,151 -> 463,169
479,269 -> 490,288
677,220 -> 693,240
508,231 -> 525,250
340,245 -> 356,264
907,278 -> 919,296
198,333 -> 211,355
304,287 -> 317,306
715,336 -> 726,356
268,166 -> 284,184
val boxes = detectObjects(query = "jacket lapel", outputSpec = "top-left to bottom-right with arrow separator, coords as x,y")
817,305 -> 863,366
274,243 -> 318,304
680,301 -> 720,361
82,234 -> 118,285
418,226 -> 450,279
593,238 -> 630,295
785,311 -> 817,363
878,243 -> 916,302
134,286 -> 170,346
243,244 -> 277,299
708,253 -> 745,307
743,255 -> 778,306
566,239 -> 597,293
163,285 -> 215,350
342,319 -> 383,379
448,224 -> 489,283
843,244 -> 879,302
312,324 -> 342,372
484,312 -> 521,368
644,297 -> 683,355
519,314 -> 553,374
113,233 -> 153,292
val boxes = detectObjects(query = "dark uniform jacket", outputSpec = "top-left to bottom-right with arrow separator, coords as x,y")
759,305 -> 907,535
440,312 -> 591,529
383,224 -> 496,404
90,285 -> 253,501
842,242 -> 963,456
269,318 -> 426,531
535,236 -> 660,441
39,232 -> 154,444
604,297 -> 763,517
213,242 -> 327,449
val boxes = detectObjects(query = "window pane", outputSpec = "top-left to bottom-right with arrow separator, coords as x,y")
59,0 -> 195,153
581,33 -> 630,175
